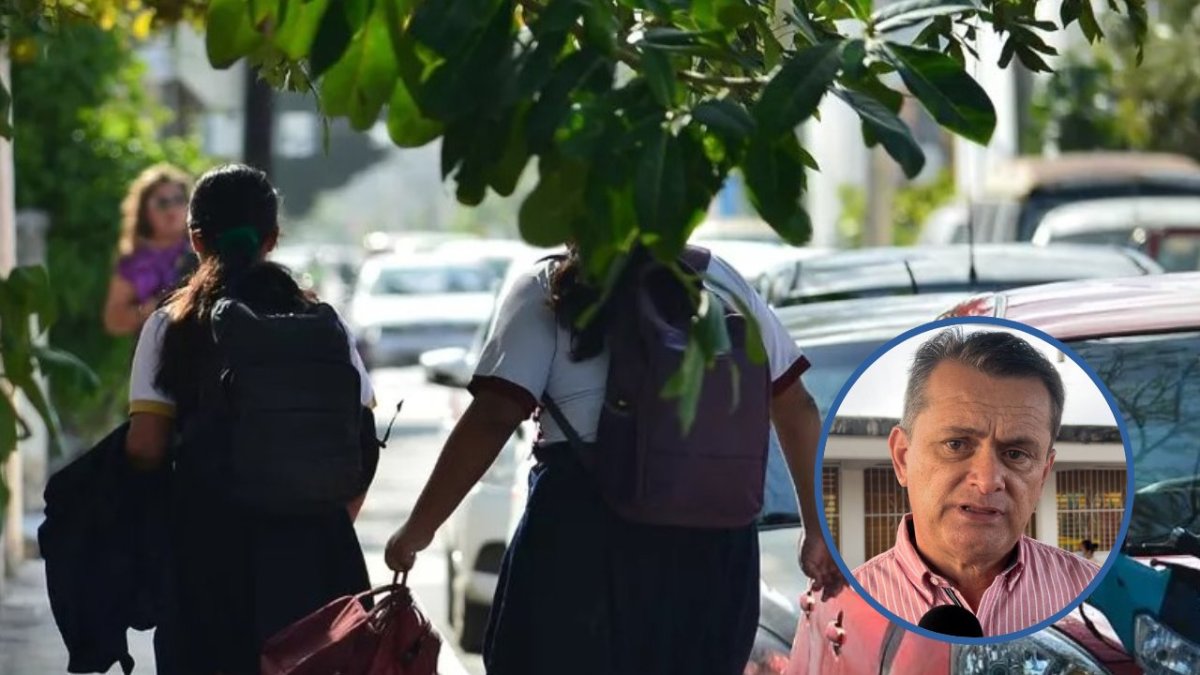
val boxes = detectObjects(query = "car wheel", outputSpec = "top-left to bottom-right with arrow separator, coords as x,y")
456,597 -> 491,654
446,553 -> 457,629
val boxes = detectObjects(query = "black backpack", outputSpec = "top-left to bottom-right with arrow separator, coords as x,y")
209,298 -> 365,514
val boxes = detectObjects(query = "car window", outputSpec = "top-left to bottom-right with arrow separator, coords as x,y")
800,338 -> 887,416
1069,331 -> 1200,547
1158,233 -> 1200,272
370,265 -> 494,295
1052,230 -> 1136,247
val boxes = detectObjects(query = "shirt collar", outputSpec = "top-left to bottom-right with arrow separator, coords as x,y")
892,514 -> 1027,599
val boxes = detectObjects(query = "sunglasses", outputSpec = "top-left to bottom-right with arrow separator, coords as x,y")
151,194 -> 188,211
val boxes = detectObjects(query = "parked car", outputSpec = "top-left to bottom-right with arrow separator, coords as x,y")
789,272 -> 1200,674
422,247 -> 553,652
1030,196 -> 1200,272
760,243 -> 1161,307
919,152 -> 1200,245
348,253 -> 499,368
270,242 -> 363,313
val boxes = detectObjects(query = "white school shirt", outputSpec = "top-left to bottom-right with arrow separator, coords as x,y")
470,255 -> 811,443
129,308 -> 375,418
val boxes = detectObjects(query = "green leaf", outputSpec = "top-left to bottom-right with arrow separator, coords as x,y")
849,0 -> 873,21
519,158 -> 586,246
525,48 -> 606,153
692,100 -> 756,142
641,48 -> 677,108
534,0 -> 587,35
742,132 -> 812,245
387,80 -> 442,147
486,108 -> 531,196
32,345 -> 99,390
275,0 -> 332,59
873,0 -> 977,33
694,290 -> 732,357
836,88 -> 926,178
661,334 -> 706,435
886,43 -> 996,145
7,266 -> 55,331
416,0 -> 519,122
309,0 -> 355,77
702,274 -> 767,365
841,38 -> 868,81
1124,0 -> 1147,63
845,75 -> 904,113
636,128 -> 689,258
4,365 -> 62,457
754,41 -> 844,135
582,0 -> 619,55
754,15 -> 784,71
409,0 -> 503,57
1076,0 -> 1103,43
320,3 -> 400,129
206,0 -> 265,69
0,393 -> 19,472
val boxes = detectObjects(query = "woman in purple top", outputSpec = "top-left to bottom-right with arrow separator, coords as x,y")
104,164 -> 196,336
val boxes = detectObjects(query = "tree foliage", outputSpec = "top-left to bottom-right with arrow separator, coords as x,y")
11,20 -> 209,442
0,0 -> 1151,444
1031,0 -> 1200,161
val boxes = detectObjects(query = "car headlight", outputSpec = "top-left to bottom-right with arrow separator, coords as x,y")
1136,614 -> 1200,675
951,629 -> 1108,675
743,627 -> 790,675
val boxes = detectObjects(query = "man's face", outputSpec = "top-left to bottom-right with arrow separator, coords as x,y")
891,361 -> 1056,572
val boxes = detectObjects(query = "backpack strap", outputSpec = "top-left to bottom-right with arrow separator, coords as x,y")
539,394 -> 590,455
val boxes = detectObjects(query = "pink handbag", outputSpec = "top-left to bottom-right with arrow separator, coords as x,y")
260,572 -> 441,675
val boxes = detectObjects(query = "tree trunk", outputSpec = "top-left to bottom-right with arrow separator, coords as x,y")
242,66 -> 274,177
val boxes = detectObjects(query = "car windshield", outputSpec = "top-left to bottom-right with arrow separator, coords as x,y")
370,265 -> 494,296
1068,331 -> 1200,550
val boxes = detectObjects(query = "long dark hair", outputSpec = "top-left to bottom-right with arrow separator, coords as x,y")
156,164 -> 307,411
550,245 -> 689,362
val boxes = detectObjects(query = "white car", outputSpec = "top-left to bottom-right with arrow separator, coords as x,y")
349,253 -> 498,368
423,246 -> 554,652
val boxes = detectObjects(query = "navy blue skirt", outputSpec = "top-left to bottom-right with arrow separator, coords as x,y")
483,443 -> 759,675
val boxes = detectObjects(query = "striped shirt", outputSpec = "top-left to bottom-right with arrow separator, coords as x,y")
853,514 -> 1100,636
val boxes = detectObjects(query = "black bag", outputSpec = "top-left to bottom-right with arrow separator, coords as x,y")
211,298 -> 365,514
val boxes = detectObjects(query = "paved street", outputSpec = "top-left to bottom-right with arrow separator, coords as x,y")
0,366 -> 486,675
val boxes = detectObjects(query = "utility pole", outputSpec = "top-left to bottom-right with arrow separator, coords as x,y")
242,65 -> 274,177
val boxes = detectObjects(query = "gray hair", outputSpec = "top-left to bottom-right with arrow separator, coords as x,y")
900,328 -> 1065,439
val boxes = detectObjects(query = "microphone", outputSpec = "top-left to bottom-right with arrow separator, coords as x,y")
918,605 -> 984,637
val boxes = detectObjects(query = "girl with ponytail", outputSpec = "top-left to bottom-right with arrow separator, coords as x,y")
124,164 -> 375,674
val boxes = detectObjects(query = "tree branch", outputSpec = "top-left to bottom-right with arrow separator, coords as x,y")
517,0 -> 768,91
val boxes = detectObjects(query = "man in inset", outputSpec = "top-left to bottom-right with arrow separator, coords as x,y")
854,328 -> 1100,636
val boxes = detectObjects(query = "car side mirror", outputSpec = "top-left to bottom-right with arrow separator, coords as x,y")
419,347 -> 472,388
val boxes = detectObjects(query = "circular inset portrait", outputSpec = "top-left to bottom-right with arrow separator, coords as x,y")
817,317 -> 1133,643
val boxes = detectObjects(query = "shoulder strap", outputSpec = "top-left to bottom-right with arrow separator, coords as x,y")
539,395 -> 589,454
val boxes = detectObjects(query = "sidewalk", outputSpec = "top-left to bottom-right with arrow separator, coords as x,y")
0,559 -> 155,674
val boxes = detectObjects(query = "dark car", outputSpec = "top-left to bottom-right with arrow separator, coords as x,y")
761,243 -> 1161,307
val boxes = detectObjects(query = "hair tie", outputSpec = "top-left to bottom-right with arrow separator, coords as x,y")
215,226 -> 261,256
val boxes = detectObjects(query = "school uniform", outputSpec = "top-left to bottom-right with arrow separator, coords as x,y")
471,255 -> 810,675
130,308 -> 376,675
